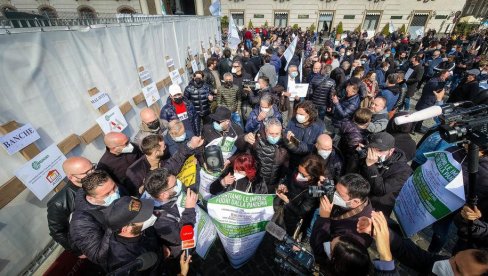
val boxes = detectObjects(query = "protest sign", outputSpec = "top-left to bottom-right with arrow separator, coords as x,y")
177,155 -> 197,187
15,144 -> 67,200
0,123 -> 40,155
89,91 -> 110,110
141,82 -> 160,107
191,60 -> 199,73
166,58 -> 175,68
394,151 -> 465,237
96,106 -> 128,134
138,70 -> 152,82
199,168 -> 222,201
170,69 -> 183,85
207,190 -> 275,268
206,136 -> 237,161
289,83 -> 309,98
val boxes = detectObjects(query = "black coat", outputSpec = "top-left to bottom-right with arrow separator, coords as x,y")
184,80 -> 212,117
416,77 -> 443,111
306,75 -> 336,107
405,64 -> 424,97
47,182 -> 81,254
360,149 -> 412,217
332,94 -> 361,127
322,147 -> 344,183
447,79 -> 480,103
390,133 -> 416,162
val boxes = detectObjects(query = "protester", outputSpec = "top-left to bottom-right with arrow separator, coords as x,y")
367,97 -> 388,133
163,119 -> 195,155
134,107 -> 165,148
160,84 -> 199,135
378,74 -> 401,112
404,55 -> 424,110
315,134 -> 344,183
216,73 -> 242,127
245,93 -> 282,133
306,62 -> 336,121
386,112 -> 416,162
332,79 -> 361,130
184,70 -> 213,126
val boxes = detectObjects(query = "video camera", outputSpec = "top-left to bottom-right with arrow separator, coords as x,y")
242,79 -> 259,90
266,222 -> 321,276
308,179 -> 335,201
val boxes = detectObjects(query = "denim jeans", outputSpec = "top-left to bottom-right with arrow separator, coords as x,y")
404,96 -> 411,110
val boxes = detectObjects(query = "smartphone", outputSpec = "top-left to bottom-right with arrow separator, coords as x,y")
289,135 -> 300,146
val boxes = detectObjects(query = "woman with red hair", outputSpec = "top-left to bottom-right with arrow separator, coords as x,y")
209,153 -> 267,195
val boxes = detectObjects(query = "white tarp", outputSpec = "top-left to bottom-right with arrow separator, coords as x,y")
0,17 -> 219,276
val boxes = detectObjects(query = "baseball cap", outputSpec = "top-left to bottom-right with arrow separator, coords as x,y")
368,132 -> 395,151
209,106 -> 231,121
103,196 -> 154,230
466,68 -> 480,76
169,84 -> 183,96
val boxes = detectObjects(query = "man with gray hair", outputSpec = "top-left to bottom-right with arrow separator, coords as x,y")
163,119 -> 195,155
278,64 -> 301,123
217,73 -> 242,127
245,93 -> 283,133
244,117 -> 289,191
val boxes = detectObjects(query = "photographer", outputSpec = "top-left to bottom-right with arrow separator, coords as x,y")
359,133 -> 412,217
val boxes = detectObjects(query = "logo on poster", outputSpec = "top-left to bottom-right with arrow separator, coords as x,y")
46,169 -> 62,184
32,155 -> 50,170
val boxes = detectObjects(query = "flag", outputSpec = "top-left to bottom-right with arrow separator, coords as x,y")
209,0 -> 220,16
299,54 -> 304,82
389,20 -> 395,33
228,14 -> 241,50
283,36 -> 298,71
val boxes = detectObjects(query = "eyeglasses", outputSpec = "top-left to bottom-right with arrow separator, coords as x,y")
72,163 -> 97,179
232,65 -> 240,68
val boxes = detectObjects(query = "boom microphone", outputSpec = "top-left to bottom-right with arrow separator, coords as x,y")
107,252 -> 158,276
394,101 -> 470,125
266,221 -> 302,247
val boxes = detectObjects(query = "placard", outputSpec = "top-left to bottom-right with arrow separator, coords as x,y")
170,69 -> 183,85
96,105 -> 128,134
166,58 -> 175,68
191,60 -> 199,73
138,70 -> 152,82
404,68 -> 414,81
89,91 -> 110,110
289,83 -> 309,98
142,82 -> 161,107
177,155 -> 197,187
260,46 -> 268,55
15,144 -> 67,200
0,123 -> 41,155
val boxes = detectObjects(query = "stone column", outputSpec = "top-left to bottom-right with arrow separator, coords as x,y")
195,0 -> 204,16
139,0 -> 149,15
154,0 -> 163,15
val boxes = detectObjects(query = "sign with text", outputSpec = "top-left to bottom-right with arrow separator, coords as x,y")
15,144 -> 67,200
166,58 -> 175,68
191,60 -> 199,73
170,69 -> 183,85
290,83 -> 309,98
138,70 -> 152,82
142,82 -> 161,107
96,105 -> 128,134
89,91 -> 110,110
0,123 -> 40,155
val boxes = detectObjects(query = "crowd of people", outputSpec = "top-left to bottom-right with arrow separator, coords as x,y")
45,24 -> 488,275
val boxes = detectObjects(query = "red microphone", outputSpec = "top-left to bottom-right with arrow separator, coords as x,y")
180,225 -> 195,257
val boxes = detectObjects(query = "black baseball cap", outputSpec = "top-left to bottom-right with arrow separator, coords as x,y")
209,106 -> 231,122
103,196 -> 154,230
368,132 -> 395,151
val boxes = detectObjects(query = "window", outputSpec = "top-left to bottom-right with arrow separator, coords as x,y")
410,14 -> 428,27
118,7 -> 136,14
231,12 -> 244,27
343,15 -> 355,19
78,6 -> 97,19
39,6 -> 57,18
391,15 -> 402,20
435,15 -> 448,19
318,12 -> 333,32
274,12 -> 288,27
363,14 -> 380,31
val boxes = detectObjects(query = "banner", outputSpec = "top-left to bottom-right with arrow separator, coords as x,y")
177,193 -> 218,259
199,168 -> 222,201
207,190 -> 275,268
206,136 -> 237,161
228,15 -> 241,50
389,20 -> 395,33
394,151 -> 465,237
283,36 -> 298,71
177,155 -> 197,187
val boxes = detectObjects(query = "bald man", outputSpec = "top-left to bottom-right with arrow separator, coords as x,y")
315,134 -> 344,182
47,156 -> 95,256
98,132 -> 142,196
134,107 -> 166,147
367,96 -> 388,133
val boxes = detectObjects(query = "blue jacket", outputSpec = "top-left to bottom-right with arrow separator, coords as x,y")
163,128 -> 195,155
332,94 -> 361,127
160,99 -> 200,135
378,86 -> 400,112
270,54 -> 282,74
245,105 -> 283,133
375,68 -> 387,89
285,118 -> 325,155
425,56 -> 444,77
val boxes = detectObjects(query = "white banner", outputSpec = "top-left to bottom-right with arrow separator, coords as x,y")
207,190 -> 275,268
142,82 -> 161,107
15,144 -> 67,200
96,106 -> 128,134
199,168 -> 222,201
0,123 -> 40,155
170,69 -> 183,85
228,15 -> 241,50
283,36 -> 298,71
394,151 -> 465,237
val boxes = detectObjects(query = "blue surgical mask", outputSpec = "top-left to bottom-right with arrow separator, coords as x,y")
103,188 -> 120,206
323,242 -> 332,259
213,121 -> 223,132
267,135 -> 280,145
432,259 -> 454,276
290,72 -> 298,78
174,133 -> 187,142
173,179 -> 183,198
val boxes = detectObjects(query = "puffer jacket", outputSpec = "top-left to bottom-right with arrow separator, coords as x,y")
47,182 -> 81,255
216,84 -> 241,113
69,189 -> 113,270
332,94 -> 361,127
338,120 -> 369,154
360,149 -> 412,217
184,80 -> 212,117
392,82 -> 407,111
307,74 -> 336,107
248,129 -> 289,190
160,98 -> 199,135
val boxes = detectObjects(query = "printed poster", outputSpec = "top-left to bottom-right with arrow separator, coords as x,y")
96,106 -> 128,134
177,155 -> 197,187
142,82 -> 161,107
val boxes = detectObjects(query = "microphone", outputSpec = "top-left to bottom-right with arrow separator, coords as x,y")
394,106 -> 442,125
266,221 -> 298,245
107,252 -> 158,276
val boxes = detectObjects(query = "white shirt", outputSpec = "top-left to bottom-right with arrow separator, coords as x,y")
288,76 -> 296,101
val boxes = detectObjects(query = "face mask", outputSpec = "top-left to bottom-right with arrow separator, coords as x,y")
324,55 -> 328,59
173,132 -> 187,142
173,179 -> 183,198
233,171 -> 246,181
290,72 -> 298,78
318,149 -> 332,160
173,97 -> 183,104
120,143 -> 134,154
213,121 -> 223,132
103,188 -> 120,206
225,81 -> 233,87
385,54 -> 390,58
267,135 -> 280,145
379,154 -> 387,163
146,120 -> 160,130
141,214 -> 157,231
194,78 -> 203,85
231,68 -> 237,74
241,47 -> 244,50
347,52 -> 352,55
296,114 -> 307,124
332,191 -> 350,209
261,107 -> 271,113
296,172 -> 308,182
340,52 -> 345,56
361,60 -> 366,65
323,242 -> 332,259
255,82 -> 261,90
431,260 -> 454,276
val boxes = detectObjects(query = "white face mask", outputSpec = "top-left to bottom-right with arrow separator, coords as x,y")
318,149 -> 332,160
141,214 -> 157,231
296,114 -> 307,124
255,82 -> 261,90
231,68 -> 237,74
233,171 -> 246,181
379,154 -> 387,163
120,143 -> 134,154
174,179 -> 183,198
332,191 -> 350,209
323,242 -> 332,259
296,172 -> 308,182
432,259 -> 454,276
261,107 -> 271,113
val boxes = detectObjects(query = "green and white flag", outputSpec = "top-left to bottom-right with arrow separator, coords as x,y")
394,151 -> 465,237
207,190 -> 275,268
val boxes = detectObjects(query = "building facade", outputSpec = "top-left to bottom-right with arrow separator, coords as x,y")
221,0 -> 466,36
461,0 -> 488,19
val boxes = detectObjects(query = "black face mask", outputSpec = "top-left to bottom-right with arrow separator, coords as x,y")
173,97 -> 183,104
194,78 -> 203,85
146,120 -> 160,130
225,81 -> 233,87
